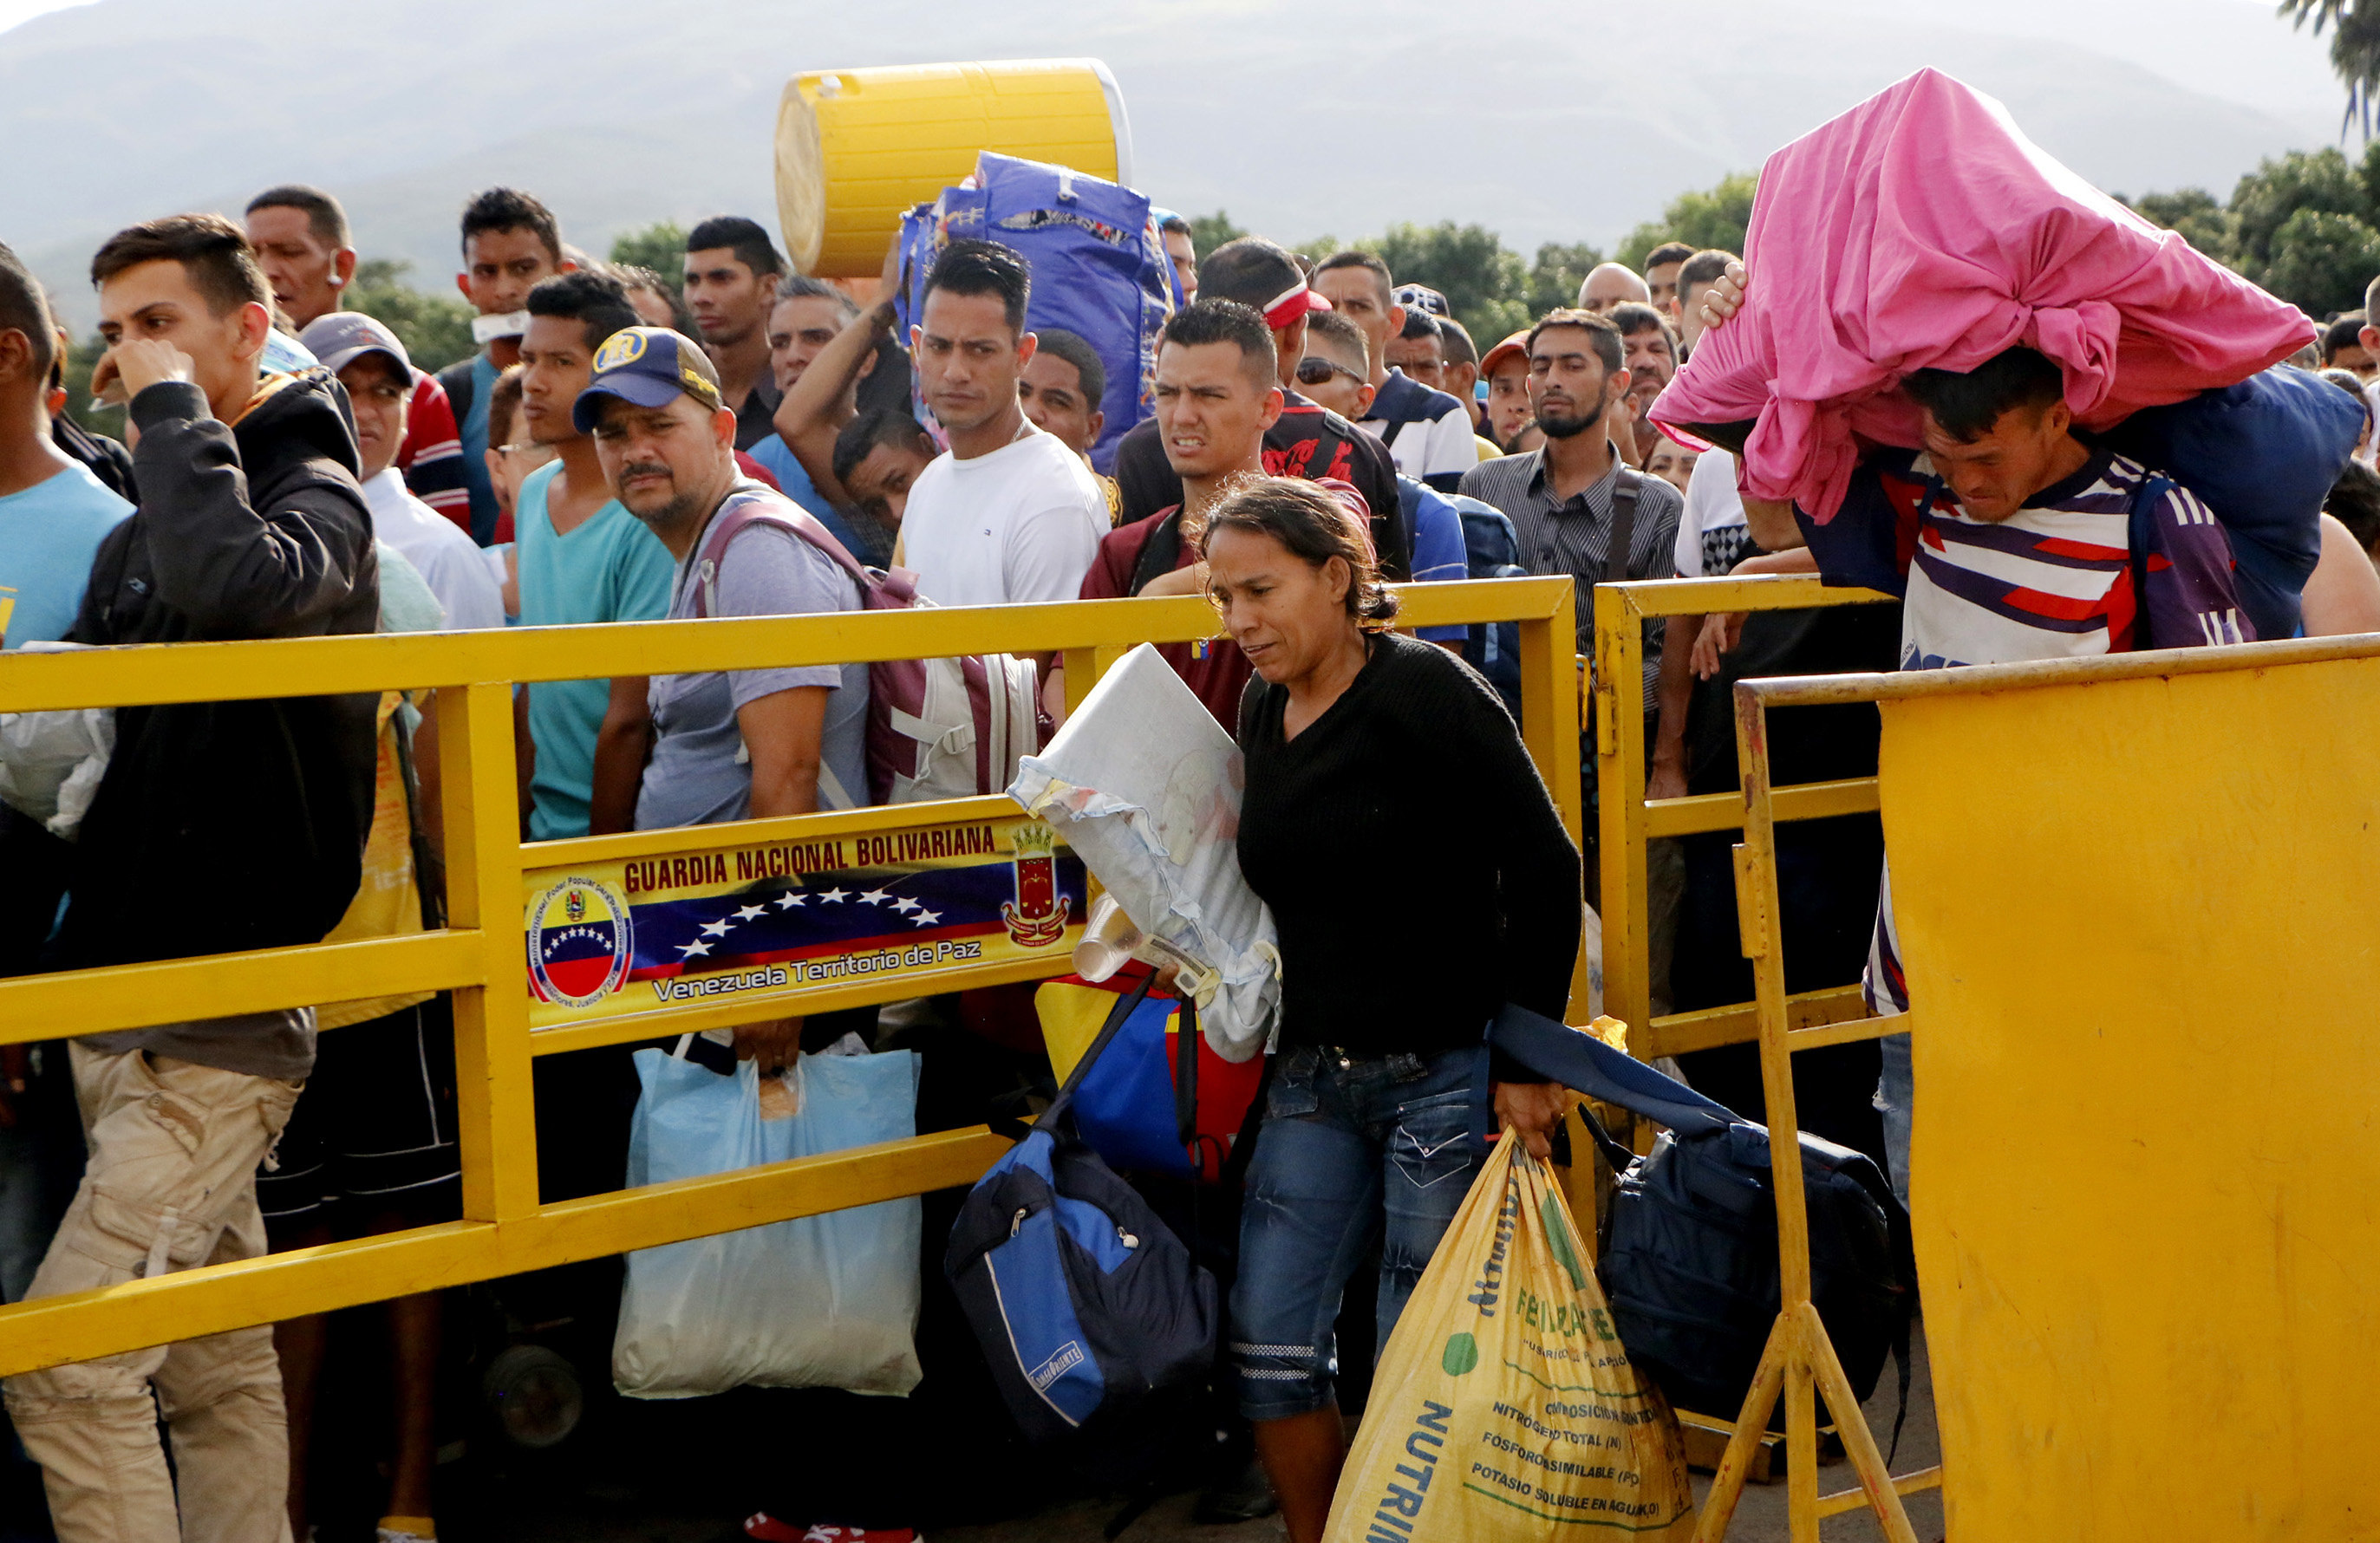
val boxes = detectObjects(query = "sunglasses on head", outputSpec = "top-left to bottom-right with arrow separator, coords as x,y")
1294,355 -> 1365,387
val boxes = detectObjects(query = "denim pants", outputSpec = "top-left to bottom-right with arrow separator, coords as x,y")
1230,1044 -> 1483,1421
1876,1031 -> 1912,1207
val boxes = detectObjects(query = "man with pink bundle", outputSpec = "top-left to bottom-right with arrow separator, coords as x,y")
1651,68 -> 2363,1203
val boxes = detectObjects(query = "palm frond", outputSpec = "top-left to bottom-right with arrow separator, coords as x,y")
2280,0 -> 2380,135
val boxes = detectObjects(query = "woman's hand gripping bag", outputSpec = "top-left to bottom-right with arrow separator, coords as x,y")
1323,1131 -> 1695,1543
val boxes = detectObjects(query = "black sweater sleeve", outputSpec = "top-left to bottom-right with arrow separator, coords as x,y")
127,381 -> 374,639
1432,667 -> 1582,1023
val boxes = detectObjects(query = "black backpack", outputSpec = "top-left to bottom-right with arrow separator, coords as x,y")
945,975 -> 1220,1445
1489,1005 -> 1914,1434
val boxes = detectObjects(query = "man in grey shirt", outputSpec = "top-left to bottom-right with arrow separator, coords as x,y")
577,326 -> 871,1071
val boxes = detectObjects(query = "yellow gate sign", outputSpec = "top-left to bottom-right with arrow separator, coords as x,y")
521,811 -> 1085,1029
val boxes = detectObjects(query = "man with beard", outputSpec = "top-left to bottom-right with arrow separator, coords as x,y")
1459,309 -> 1680,897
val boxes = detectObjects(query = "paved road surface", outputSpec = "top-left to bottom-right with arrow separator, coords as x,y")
453,1329 -> 1941,1543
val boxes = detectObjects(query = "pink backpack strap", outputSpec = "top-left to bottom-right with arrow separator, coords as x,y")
694,483 -> 885,616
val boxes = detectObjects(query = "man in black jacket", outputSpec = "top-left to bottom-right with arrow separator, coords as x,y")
1110,238 -> 1412,580
0,213 -> 377,1543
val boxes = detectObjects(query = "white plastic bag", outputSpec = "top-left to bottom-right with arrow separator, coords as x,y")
0,643 -> 113,841
612,1045 -> 923,1399
1007,644 -> 1280,1061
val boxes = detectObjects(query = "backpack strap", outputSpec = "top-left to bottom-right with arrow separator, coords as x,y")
444,362 -> 477,437
1174,993 -> 1199,1152
2125,470 -> 2181,651
1486,1002 -> 1736,1136
1039,971 -> 1158,1132
1126,507 -> 1186,597
1607,466 -> 1645,585
693,483 -> 895,619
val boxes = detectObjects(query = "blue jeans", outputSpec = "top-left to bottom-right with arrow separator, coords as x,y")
1230,1044 -> 1483,1421
1876,1030 -> 1912,1207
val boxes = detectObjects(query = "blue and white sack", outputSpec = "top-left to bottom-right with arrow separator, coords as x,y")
613,1041 -> 923,1398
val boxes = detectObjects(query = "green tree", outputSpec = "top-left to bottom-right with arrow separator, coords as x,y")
1614,173 -> 1757,270
2124,188 -> 2240,267
1187,211 -> 1248,263
346,258 -> 476,374
2261,207 -> 2380,315
1523,241 -> 1605,322
1371,222 -> 1531,342
610,220 -> 688,297
2229,147 -> 2367,272
2278,1 -> 2380,133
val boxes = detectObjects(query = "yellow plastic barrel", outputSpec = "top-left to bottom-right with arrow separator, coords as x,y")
774,58 -> 1134,278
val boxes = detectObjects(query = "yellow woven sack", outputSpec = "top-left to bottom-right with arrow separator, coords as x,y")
1322,1130 -> 1695,1542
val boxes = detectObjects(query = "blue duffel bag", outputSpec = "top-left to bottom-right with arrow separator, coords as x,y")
945,973 -> 1218,1444
897,151 -> 1174,473
1799,365 -> 2364,641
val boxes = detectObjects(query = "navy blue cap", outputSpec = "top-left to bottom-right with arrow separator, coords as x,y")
571,326 -> 724,433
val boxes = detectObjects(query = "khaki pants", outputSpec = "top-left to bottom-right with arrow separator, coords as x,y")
3,1045 -> 302,1543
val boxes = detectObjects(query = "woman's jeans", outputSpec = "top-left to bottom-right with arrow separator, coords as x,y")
1230,1044 -> 1483,1421
1876,1031 -> 1912,1207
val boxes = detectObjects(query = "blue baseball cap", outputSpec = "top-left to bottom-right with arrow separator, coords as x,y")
571,326 -> 724,433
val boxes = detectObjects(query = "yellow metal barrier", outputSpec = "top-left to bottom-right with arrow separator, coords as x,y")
0,577 -> 1582,1379
1590,572 -> 1927,1535
1699,631 -> 2380,1541
1588,574 -> 1894,1057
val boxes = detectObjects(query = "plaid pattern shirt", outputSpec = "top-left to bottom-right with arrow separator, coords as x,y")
1458,449 -> 1682,709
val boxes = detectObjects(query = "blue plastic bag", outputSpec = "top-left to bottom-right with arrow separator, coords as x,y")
612,1045 -> 923,1398
897,152 -> 1175,473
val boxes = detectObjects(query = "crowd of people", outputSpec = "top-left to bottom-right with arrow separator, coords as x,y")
3,168 -> 2379,1543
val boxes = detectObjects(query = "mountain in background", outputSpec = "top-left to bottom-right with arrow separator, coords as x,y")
0,0 -> 2351,327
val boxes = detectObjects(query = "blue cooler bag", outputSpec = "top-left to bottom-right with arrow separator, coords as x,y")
945,974 -> 1218,1443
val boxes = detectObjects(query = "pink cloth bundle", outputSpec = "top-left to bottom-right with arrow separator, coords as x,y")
1649,68 -> 2313,522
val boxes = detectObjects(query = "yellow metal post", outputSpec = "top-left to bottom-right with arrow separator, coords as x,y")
1686,683 -> 1919,1543
1593,583 -> 1651,1043
440,680 -> 540,1222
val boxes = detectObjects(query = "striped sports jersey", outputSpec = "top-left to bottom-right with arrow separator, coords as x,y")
1865,446 -> 2254,1016
1901,449 -> 2249,671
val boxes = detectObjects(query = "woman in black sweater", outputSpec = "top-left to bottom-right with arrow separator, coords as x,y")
1203,478 -> 1581,1543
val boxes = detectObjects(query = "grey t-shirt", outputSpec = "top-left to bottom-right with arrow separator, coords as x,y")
635,517 -> 870,830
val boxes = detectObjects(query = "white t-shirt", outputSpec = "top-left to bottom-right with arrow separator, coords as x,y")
1673,448 -> 1753,578
362,468 -> 505,629
898,425 -> 1108,607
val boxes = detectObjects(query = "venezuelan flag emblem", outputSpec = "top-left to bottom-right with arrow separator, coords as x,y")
526,876 -> 636,1006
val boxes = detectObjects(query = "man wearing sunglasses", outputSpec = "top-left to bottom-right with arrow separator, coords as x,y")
1110,237 -> 1410,582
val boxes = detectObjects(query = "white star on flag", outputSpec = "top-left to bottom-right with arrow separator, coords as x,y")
700,919 -> 733,937
859,889 -> 890,906
911,908 -> 942,927
819,888 -> 850,903
774,892 -> 805,908
677,939 -> 713,958
892,897 -> 920,914
734,904 -> 767,921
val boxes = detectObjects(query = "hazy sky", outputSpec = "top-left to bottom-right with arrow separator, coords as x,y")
0,0 -> 91,31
